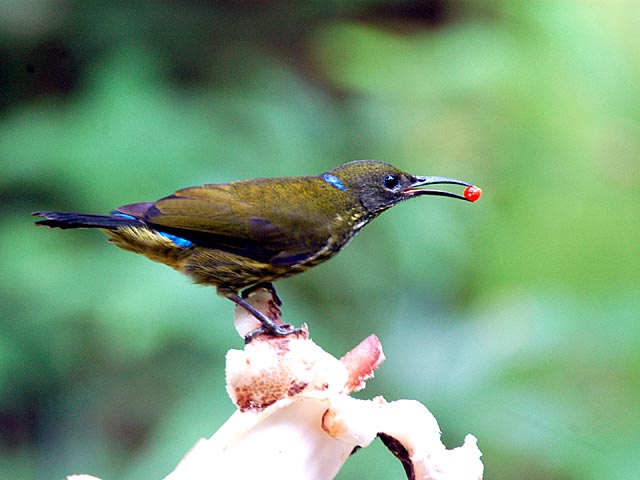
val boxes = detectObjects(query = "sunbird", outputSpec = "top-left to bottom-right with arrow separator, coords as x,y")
34,160 -> 481,340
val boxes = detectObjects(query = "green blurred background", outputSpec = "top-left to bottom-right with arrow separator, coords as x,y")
1,1 -> 638,478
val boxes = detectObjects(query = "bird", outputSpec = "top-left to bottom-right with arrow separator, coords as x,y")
33,160 -> 481,341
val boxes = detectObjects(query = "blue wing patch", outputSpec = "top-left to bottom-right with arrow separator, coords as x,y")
113,212 -> 193,248
158,231 -> 193,248
113,213 -> 137,220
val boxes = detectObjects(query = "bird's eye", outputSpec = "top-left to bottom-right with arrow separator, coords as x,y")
384,174 -> 400,190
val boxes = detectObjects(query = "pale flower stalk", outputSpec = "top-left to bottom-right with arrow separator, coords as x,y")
67,288 -> 483,480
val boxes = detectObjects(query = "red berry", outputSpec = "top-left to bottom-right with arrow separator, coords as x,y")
464,185 -> 482,202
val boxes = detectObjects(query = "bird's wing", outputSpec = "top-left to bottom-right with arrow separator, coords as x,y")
140,183 -> 331,266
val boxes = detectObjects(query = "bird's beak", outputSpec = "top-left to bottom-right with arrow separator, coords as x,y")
403,176 -> 480,202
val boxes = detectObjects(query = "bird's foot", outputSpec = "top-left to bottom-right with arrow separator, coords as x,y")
226,291 -> 304,343
243,323 -> 306,344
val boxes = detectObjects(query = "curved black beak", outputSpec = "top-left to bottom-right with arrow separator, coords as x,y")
403,176 -> 476,201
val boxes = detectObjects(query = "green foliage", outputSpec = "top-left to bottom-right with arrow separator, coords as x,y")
1,1 -> 638,479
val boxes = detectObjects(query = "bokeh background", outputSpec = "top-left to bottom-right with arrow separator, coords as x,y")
1,1 -> 639,479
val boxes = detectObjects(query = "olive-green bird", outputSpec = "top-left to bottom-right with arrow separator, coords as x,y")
34,160 -> 481,340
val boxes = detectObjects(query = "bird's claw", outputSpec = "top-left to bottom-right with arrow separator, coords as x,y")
244,323 -> 304,344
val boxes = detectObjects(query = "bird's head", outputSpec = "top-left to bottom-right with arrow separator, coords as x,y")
324,160 -> 481,215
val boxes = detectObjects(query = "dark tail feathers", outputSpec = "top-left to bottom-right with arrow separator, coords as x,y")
33,211 -> 142,230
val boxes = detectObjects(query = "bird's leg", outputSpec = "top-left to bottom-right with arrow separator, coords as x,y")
241,282 -> 282,306
226,291 -> 303,343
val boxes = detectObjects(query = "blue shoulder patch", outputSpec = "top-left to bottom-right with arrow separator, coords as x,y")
322,173 -> 346,191
158,231 -> 193,248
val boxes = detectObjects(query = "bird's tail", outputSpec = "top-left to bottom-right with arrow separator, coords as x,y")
33,211 -> 142,230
